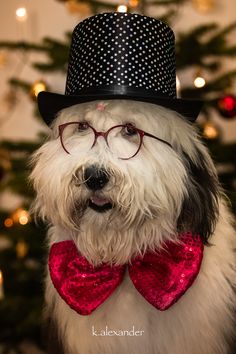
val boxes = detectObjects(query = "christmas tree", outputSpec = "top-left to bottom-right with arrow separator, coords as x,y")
0,0 -> 236,352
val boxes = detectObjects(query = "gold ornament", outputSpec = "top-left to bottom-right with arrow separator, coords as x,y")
16,239 -> 29,259
192,0 -> 215,13
66,0 -> 91,16
30,80 -> 47,101
202,121 -> 219,140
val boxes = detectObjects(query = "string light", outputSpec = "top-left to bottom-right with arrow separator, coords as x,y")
117,5 -> 128,13
0,51 -> 7,68
194,76 -> 206,88
129,0 -> 139,7
0,270 -> 4,300
4,218 -> 13,228
193,70 -> 206,88
202,121 -> 219,140
19,212 -> 29,225
192,0 -> 215,14
12,208 -> 30,225
30,80 -> 47,100
4,209 -> 30,228
176,76 -> 181,97
65,0 -> 91,15
16,7 -> 28,21
16,239 -> 29,258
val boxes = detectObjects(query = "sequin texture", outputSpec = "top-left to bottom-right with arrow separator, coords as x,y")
49,233 -> 203,315
128,232 -> 203,310
49,241 -> 125,315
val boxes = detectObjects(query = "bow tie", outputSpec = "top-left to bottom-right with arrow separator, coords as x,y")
49,232 -> 203,316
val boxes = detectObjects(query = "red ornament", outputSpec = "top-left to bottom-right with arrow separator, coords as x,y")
217,94 -> 236,119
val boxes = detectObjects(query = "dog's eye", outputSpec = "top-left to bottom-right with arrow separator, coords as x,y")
78,122 -> 89,131
123,124 -> 138,136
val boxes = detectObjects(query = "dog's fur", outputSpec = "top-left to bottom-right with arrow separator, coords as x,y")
30,100 -> 236,354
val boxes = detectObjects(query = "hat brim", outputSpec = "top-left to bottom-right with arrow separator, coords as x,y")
38,89 -> 203,126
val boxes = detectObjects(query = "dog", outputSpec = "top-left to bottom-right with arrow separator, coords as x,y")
30,12 -> 236,354
30,99 -> 236,354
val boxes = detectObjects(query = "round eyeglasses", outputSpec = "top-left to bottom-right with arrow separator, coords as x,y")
58,122 -> 173,160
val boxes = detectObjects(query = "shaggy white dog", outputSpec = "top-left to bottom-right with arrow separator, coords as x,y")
30,100 -> 236,354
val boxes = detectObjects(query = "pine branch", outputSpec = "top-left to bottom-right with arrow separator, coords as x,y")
74,0 -> 187,5
181,70 -> 236,98
147,0 -> 186,4
206,70 -> 236,91
206,23 -> 236,57
79,0 -> 116,9
153,9 -> 177,24
176,22 -> 236,70
0,41 -> 48,52
8,79 -> 31,93
0,34 -> 71,73
214,22 -> 236,39
32,37 -> 70,72
0,140 -> 42,153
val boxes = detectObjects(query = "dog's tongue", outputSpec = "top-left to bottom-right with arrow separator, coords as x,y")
90,196 -> 110,206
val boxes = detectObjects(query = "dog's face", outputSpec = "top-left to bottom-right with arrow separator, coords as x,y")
30,100 -> 219,265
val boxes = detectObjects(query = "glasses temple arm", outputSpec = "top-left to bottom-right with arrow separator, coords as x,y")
144,132 -> 173,149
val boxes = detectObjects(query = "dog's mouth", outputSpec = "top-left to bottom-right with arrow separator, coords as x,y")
88,196 -> 113,213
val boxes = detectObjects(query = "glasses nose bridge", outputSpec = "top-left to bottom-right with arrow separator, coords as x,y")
93,129 -> 109,146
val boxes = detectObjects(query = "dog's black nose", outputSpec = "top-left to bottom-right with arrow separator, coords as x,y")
84,166 -> 109,190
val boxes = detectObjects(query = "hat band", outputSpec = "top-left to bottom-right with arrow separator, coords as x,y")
68,85 -> 177,100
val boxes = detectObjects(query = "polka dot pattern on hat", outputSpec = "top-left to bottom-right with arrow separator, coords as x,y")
65,12 -> 176,98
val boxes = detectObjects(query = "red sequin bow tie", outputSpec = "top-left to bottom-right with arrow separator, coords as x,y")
49,233 -> 203,316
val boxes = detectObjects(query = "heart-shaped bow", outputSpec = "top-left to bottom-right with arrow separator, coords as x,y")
49,232 -> 203,315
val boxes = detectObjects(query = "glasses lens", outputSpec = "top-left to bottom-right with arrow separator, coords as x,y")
60,123 -> 95,155
107,125 -> 141,159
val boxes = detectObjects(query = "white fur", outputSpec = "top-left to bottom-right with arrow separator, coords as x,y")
30,100 -> 236,354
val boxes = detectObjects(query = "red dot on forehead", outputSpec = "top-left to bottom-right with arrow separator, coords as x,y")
96,102 -> 107,111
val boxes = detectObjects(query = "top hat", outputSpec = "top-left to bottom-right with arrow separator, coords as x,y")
38,12 -> 203,126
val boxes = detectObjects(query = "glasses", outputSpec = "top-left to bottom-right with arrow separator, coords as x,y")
58,122 -> 173,160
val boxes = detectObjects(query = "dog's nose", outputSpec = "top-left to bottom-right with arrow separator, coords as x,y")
84,166 -> 109,190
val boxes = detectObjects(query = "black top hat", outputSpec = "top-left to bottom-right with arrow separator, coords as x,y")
38,12 -> 203,125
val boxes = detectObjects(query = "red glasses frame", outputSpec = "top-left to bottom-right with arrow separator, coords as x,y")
58,122 -> 173,160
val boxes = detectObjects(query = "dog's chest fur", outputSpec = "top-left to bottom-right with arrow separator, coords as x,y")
46,207 -> 236,354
